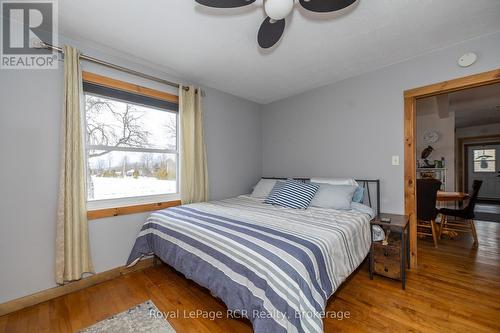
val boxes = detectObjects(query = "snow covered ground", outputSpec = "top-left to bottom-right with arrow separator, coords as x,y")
89,176 -> 176,200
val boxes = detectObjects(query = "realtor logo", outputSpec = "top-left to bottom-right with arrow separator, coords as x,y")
1,0 -> 58,69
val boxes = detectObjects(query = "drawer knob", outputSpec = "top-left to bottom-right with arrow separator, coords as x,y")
384,267 -> 388,272
384,251 -> 389,257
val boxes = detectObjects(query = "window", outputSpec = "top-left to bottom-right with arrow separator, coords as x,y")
473,149 -> 496,173
83,73 -> 179,208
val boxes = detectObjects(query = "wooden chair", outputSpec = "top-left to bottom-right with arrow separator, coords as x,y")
439,180 -> 483,246
417,179 -> 442,248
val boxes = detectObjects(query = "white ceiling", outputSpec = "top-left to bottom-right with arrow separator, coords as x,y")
417,82 -> 500,128
59,0 -> 500,104
450,83 -> 500,128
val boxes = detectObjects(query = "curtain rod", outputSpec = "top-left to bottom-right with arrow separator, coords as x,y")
40,42 -> 190,91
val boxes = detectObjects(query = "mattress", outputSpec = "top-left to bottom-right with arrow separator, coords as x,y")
127,195 -> 372,333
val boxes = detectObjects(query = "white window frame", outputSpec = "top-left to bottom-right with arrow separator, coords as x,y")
83,91 -> 180,211
473,149 -> 496,173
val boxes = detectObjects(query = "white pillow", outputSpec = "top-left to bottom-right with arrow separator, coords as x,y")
310,178 -> 359,186
350,202 -> 375,219
310,183 -> 357,210
251,179 -> 279,198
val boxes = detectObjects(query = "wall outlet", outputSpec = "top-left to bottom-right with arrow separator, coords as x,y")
392,155 -> 400,166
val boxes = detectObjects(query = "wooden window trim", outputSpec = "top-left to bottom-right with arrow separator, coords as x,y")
82,71 -> 179,104
87,200 -> 182,220
83,72 -> 181,219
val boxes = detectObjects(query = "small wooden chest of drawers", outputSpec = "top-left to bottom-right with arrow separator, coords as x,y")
372,241 -> 401,279
369,214 -> 409,289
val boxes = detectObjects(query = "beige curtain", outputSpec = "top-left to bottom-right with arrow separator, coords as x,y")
179,86 -> 209,204
55,45 -> 94,284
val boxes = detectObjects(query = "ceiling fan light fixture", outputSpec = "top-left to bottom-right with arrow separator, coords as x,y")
264,0 -> 294,20
195,0 -> 357,49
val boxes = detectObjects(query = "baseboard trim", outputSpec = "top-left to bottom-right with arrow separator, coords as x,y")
0,258 -> 157,317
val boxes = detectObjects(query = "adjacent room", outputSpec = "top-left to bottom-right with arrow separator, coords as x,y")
415,82 -> 500,285
1,1 -> 499,332
417,83 -> 500,222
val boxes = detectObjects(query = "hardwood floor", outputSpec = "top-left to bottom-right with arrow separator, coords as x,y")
1,220 -> 499,333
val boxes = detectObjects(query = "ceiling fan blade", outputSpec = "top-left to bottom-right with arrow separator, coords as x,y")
258,17 -> 285,49
195,0 -> 256,8
298,0 -> 356,12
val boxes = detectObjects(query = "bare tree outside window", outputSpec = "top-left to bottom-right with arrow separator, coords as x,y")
85,96 -> 154,152
84,94 -> 178,201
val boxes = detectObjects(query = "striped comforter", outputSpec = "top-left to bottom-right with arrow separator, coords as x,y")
127,195 -> 372,333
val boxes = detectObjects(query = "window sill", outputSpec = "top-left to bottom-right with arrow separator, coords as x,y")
87,199 -> 182,220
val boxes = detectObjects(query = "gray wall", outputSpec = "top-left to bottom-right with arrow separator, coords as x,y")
204,87 -> 262,200
416,112 -> 456,191
262,32 -> 500,214
0,38 -> 262,303
2,30 -> 499,304
0,69 -> 63,303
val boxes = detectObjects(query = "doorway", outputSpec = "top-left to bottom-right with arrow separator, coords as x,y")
404,69 -> 500,268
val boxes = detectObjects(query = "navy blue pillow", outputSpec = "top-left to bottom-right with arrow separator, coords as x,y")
273,179 -> 320,209
264,181 -> 285,204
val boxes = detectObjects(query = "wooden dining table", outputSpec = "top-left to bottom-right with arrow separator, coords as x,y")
437,191 -> 470,202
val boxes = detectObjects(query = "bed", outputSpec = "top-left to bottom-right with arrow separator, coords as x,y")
127,180 -> 379,333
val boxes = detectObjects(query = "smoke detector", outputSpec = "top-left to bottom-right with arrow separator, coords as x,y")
458,52 -> 477,68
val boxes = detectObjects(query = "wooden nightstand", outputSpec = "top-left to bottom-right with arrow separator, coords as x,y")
369,214 -> 410,290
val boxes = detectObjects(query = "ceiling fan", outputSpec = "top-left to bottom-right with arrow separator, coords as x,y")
195,0 -> 357,48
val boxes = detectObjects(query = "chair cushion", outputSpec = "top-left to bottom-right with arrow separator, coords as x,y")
439,208 -> 474,220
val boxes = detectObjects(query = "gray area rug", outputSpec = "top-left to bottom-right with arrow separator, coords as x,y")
78,300 -> 176,333
475,204 -> 500,222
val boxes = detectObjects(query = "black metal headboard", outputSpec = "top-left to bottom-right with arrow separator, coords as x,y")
262,177 -> 380,216
355,179 -> 381,217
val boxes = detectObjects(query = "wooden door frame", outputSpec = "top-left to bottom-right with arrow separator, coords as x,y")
404,69 -> 500,268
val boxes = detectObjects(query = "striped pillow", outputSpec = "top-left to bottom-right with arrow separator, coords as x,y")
264,180 -> 285,204
273,179 -> 320,209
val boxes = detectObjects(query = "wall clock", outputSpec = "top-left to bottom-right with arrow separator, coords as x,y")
423,130 -> 440,144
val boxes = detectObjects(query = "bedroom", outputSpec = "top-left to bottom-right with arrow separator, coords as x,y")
0,0 -> 499,332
